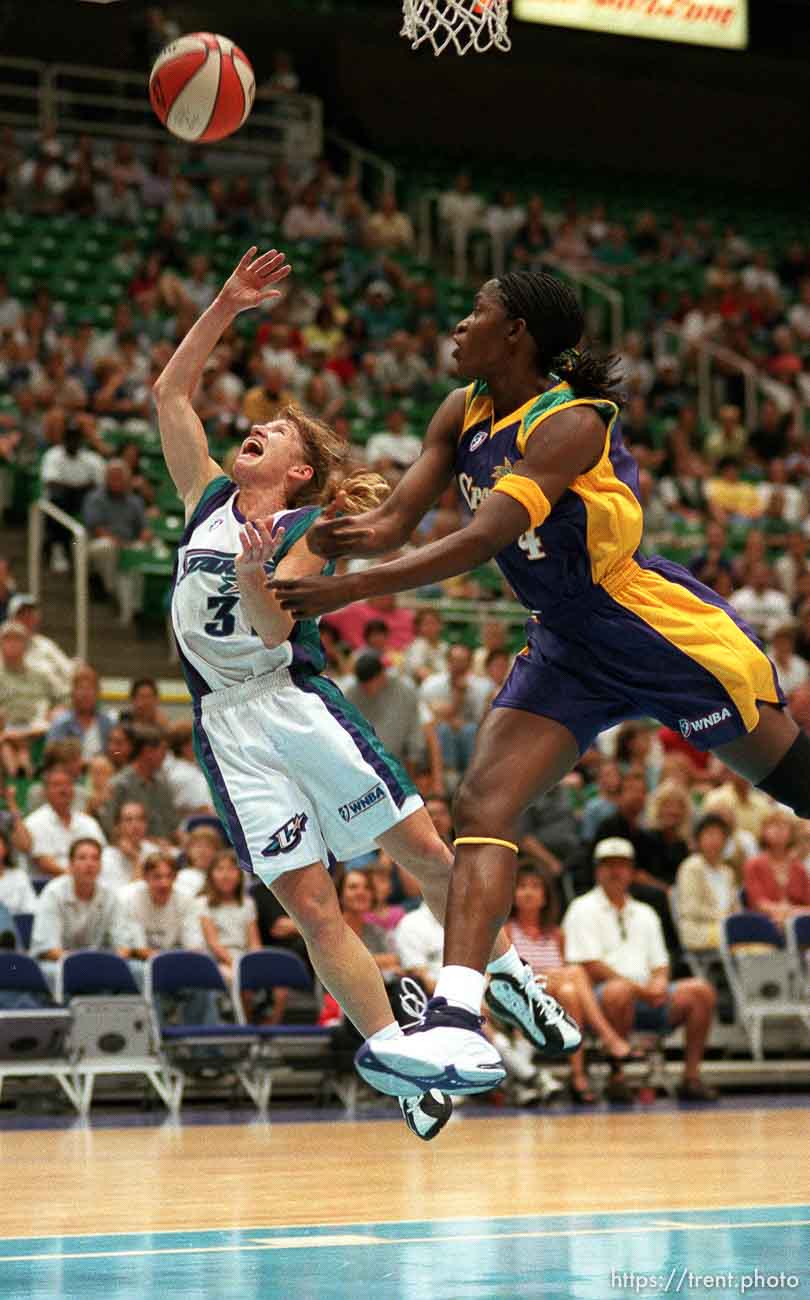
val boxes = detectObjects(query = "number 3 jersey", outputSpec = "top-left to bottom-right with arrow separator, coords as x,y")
171,475 -> 330,698
455,379 -> 642,624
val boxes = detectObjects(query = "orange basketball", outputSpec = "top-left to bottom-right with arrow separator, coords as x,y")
149,32 -> 255,144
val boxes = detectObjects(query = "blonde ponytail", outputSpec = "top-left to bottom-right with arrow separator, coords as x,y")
327,469 -> 391,515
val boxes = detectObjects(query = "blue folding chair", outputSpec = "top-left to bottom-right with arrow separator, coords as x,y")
786,914 -> 810,998
720,913 -> 810,1060
145,951 -> 266,1113
234,950 -> 352,1109
0,953 -> 79,1110
12,914 -> 34,952
58,950 -> 175,1116
58,950 -> 140,1003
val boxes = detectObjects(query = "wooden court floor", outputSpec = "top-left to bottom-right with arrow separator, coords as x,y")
1,1106 -> 808,1298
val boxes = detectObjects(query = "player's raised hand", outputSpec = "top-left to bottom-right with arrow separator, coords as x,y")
307,495 -> 391,559
218,248 -> 291,315
235,519 -> 285,582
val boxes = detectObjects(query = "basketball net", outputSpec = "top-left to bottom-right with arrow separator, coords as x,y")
401,0 -> 511,56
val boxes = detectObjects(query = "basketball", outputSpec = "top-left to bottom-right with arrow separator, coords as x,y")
148,32 -> 255,143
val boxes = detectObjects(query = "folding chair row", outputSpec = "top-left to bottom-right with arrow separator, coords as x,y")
720,913 -> 810,1061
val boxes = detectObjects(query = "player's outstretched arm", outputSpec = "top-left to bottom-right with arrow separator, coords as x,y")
152,247 -> 291,519
306,387 -> 466,559
272,405 -> 606,618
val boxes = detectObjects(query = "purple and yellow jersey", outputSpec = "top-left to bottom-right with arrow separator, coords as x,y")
455,379 -> 638,620
456,380 -> 783,751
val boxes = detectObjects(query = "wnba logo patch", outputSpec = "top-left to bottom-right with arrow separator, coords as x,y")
679,707 -> 732,739
262,812 -> 308,856
469,428 -> 488,453
339,784 -> 385,823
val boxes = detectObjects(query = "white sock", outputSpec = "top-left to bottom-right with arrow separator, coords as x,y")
434,965 -> 486,1016
368,1020 -> 402,1044
486,945 -> 525,980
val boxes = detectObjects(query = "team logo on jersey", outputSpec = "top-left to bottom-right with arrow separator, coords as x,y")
261,812 -> 309,856
469,428 -> 488,453
208,518 -> 224,532
679,707 -> 732,739
491,457 -> 515,483
338,784 -> 386,823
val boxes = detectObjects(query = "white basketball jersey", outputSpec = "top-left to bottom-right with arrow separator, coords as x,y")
171,476 -> 326,697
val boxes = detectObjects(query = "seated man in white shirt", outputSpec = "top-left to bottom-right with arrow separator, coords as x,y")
120,851 -> 203,957
394,899 -> 444,996
100,800 -> 160,894
31,837 -> 136,992
563,838 -> 718,1103
24,764 -> 107,885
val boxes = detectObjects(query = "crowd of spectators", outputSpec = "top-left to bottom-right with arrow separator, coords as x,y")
1,116 -> 810,1104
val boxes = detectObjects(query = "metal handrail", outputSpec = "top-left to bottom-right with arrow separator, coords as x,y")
326,130 -> 398,196
27,500 -> 89,662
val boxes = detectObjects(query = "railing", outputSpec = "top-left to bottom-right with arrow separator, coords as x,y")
543,257 -> 625,352
407,596 -> 527,637
0,57 -> 323,165
326,130 -> 398,199
27,501 -> 89,662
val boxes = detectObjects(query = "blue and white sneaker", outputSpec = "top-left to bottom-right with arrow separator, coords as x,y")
355,997 -> 506,1097
485,962 -> 582,1056
399,1089 -> 453,1141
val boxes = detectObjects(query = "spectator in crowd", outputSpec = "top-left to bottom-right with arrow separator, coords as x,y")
100,800 -> 160,893
0,822 -> 37,915
344,652 -> 431,782
82,459 -> 151,603
106,722 -> 135,773
122,851 -> 203,957
505,862 -> 636,1103
98,723 -> 179,843
365,191 -> 414,252
729,563 -> 792,642
0,620 -> 61,777
337,867 -> 403,987
84,754 -> 115,823
420,643 -> 491,781
563,839 -> 719,1102
6,594 -> 73,698
40,418 -> 105,572
437,171 -> 484,267
196,849 -> 262,988
26,737 -> 86,812
282,182 -> 342,243
120,678 -> 170,730
645,780 -> 693,887
702,767 -> 773,840
241,362 -> 296,427
689,520 -> 734,590
46,663 -> 114,760
162,721 -> 213,819
769,623 -> 809,696
174,823 -> 224,897
0,782 -> 33,857
401,609 -> 449,686
365,854 -> 408,933
580,759 -> 622,843
23,763 -> 106,884
31,837 -> 135,990
743,810 -> 810,929
518,781 -> 582,879
470,619 -> 509,677
675,814 -> 738,951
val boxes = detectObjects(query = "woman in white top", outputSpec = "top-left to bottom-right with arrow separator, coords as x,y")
675,813 -> 737,951
0,825 -> 37,916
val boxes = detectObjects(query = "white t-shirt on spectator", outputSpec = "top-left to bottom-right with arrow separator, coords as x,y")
729,585 -> 791,642
175,867 -> 205,897
100,839 -> 160,894
24,805 -> 107,878
562,886 -> 669,983
393,903 -> 444,983
40,445 -> 106,490
120,880 -> 203,952
420,670 -> 492,726
0,868 -> 37,915
771,654 -> 809,697
31,875 -> 132,956
756,482 -> 806,526
437,189 -> 484,234
401,638 -> 448,685
365,430 -> 423,469
162,754 -> 211,818
25,633 -> 73,699
196,896 -> 258,959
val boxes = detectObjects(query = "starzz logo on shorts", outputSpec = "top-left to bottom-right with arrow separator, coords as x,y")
679,707 -> 732,739
338,784 -> 386,823
261,812 -> 308,856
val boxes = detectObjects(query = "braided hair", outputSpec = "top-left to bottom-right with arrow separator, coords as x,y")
497,271 -> 622,402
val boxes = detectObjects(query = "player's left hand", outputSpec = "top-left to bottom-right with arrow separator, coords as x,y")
235,519 -> 285,582
270,571 -> 360,618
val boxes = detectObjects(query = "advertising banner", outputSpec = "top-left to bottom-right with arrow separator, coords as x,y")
513,1 -> 748,50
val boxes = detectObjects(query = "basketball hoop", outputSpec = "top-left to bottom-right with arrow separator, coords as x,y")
401,0 -> 511,56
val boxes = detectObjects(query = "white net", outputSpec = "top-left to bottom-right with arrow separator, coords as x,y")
401,0 -> 511,56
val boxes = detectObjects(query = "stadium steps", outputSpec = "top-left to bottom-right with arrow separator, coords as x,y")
1,520 -> 174,679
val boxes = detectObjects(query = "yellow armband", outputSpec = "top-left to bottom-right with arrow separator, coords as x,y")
491,473 -> 551,530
